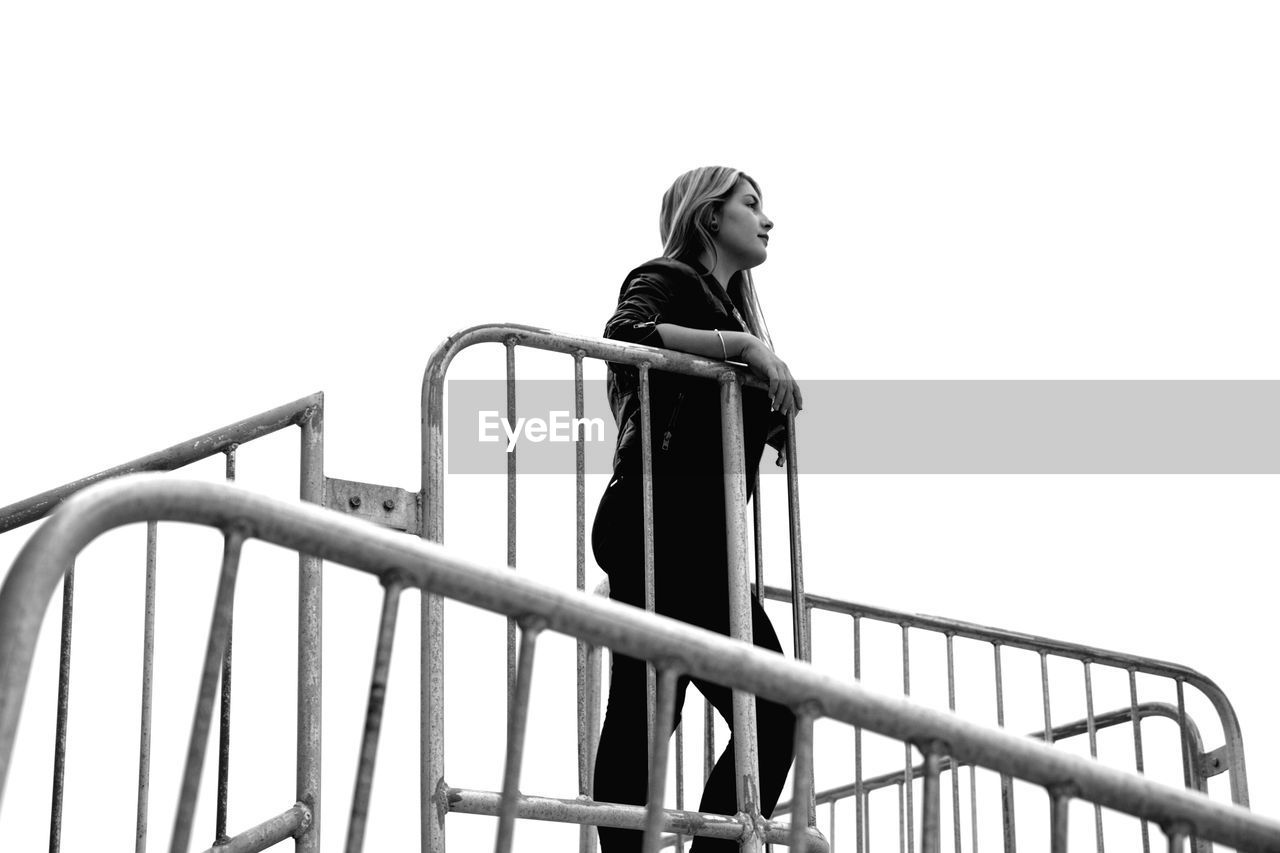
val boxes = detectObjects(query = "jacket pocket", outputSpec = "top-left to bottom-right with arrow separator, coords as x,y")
660,391 -> 685,452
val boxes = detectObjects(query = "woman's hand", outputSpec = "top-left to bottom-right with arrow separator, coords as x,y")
739,338 -> 803,416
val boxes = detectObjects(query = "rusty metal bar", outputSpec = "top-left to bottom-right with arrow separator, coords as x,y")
345,577 -> 405,853
297,402 -> 323,853
0,393 -> 323,535
445,787 -> 829,850
48,562 -> 74,853
1130,669 -> 1151,853
1039,651 -> 1053,745
217,446 -> 237,846
719,374 -> 761,852
946,635 -> 960,853
136,523 -> 158,853
574,351 -> 593,853
704,701 -> 715,787
783,412 -> 809,663
496,620 -> 543,853
899,782 -> 906,853
790,708 -> 816,853
195,802 -> 310,853
752,469 -> 764,600
1083,662 -> 1104,853
639,363 -> 657,753
921,748 -> 942,853
422,351 -> 447,853
171,528 -> 245,853
903,625 -> 913,853
1174,681 -> 1201,853
1050,792 -> 1069,853
994,643 -> 1015,853
643,669 -> 681,853
505,339 -> 518,713
674,720 -> 685,853
8,477 -> 1280,852
855,615 -> 864,853
969,766 -> 978,853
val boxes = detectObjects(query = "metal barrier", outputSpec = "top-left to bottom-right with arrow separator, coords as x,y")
4,476 -> 1280,853
0,393 -> 324,853
420,323 -> 814,853
756,586 -> 1249,853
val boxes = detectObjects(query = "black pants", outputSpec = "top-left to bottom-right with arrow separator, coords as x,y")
591,470 -> 796,853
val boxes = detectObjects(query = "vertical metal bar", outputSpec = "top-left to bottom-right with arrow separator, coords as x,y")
994,644 -> 1015,853
898,782 -> 906,853
423,367 -> 446,853
703,701 -> 715,787
1129,669 -> 1150,853
495,621 -> 543,853
136,523 -> 158,853
642,669 -> 681,853
638,364 -> 657,754
586,642 -> 603,838
1049,792 -> 1069,853
171,529 -> 245,853
720,374 -> 761,852
574,351 -> 592,853
1174,681 -> 1200,853
1039,651 -> 1053,745
854,616 -> 864,853
1083,662 -> 1103,853
505,339 -> 518,711
784,413 -> 810,664
49,562 -> 74,853
969,766 -> 978,853
789,709 -> 816,853
216,446 -> 237,846
346,578 -> 405,853
946,636 -> 960,853
298,401 -> 324,853
921,749 -> 943,853
902,625 -> 913,853
752,468 -> 764,601
674,720 -> 686,853
1166,828 -> 1188,853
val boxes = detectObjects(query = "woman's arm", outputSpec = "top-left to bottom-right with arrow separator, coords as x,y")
654,324 -> 803,416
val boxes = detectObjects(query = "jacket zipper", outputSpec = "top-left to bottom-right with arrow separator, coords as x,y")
660,392 -> 685,451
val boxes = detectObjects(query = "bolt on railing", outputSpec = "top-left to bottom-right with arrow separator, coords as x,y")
3,476 -> 1280,853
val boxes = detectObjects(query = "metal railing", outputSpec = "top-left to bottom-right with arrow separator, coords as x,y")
420,323 -> 814,853
4,476 -> 1280,853
754,586 -> 1249,853
0,393 -> 324,853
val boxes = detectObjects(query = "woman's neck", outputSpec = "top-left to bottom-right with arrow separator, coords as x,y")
697,250 -> 738,289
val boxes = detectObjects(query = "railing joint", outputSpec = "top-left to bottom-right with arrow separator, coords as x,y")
517,615 -> 548,635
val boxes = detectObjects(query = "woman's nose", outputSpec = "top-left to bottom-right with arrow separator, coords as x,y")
762,216 -> 773,231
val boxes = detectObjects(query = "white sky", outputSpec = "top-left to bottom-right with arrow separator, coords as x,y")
2,2 -> 1278,851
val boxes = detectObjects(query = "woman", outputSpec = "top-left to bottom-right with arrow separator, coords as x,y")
592,166 -> 804,852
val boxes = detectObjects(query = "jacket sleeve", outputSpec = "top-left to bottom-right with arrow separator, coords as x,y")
603,271 -> 681,347
765,410 -> 789,453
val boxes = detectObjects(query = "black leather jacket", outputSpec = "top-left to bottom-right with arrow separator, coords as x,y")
603,257 -> 786,487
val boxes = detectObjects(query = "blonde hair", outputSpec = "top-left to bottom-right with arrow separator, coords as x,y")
658,166 -> 774,350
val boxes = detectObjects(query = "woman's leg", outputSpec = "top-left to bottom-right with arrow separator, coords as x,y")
684,595 -> 796,853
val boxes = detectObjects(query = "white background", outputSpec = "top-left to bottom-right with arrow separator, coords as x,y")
1,2 -> 1277,851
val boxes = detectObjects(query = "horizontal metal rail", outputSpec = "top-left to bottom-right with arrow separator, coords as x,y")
4,477 -> 1280,852
0,392 -> 323,534
773,701 -> 1209,815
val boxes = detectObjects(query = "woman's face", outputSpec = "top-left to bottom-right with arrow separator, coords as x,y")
710,178 -> 773,272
